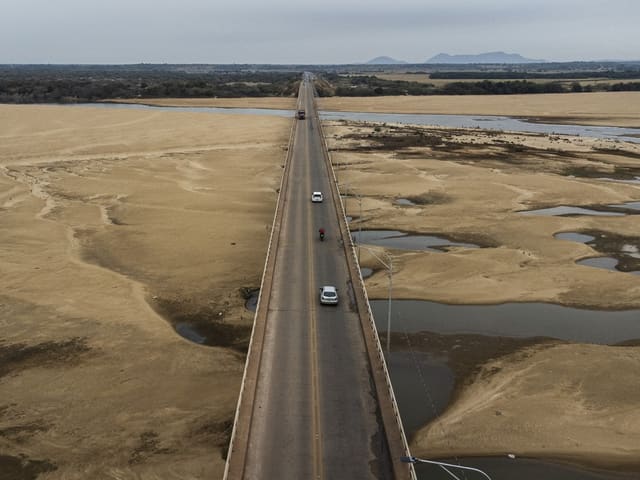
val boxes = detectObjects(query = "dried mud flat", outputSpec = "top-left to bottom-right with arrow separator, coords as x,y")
0,105 -> 290,479
324,115 -> 640,470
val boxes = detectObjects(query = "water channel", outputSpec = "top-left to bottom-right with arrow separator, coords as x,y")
320,111 -> 640,144
70,102 -> 294,117
70,103 -> 640,143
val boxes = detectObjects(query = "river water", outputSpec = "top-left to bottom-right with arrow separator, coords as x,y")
69,102 -> 640,143
69,102 -> 294,117
374,300 -> 640,344
320,110 -> 640,143
371,300 -> 640,480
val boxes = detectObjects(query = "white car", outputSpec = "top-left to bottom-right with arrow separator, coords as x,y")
311,191 -> 323,203
320,286 -> 338,305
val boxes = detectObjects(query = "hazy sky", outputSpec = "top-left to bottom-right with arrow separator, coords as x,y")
1,0 -> 638,64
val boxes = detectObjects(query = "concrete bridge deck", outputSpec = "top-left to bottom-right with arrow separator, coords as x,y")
224,76 -> 414,480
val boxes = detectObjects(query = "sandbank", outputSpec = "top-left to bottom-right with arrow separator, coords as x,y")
0,104 -> 290,478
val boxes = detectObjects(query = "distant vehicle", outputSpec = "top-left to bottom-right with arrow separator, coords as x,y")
311,192 -> 323,203
320,286 -> 338,305
297,109 -> 306,120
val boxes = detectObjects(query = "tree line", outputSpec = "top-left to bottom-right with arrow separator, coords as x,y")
1,66 -> 639,103
316,73 -> 640,97
429,69 -> 640,80
0,66 -> 300,103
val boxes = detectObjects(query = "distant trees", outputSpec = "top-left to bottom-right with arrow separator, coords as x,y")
2,65 -> 639,104
0,66 -> 300,103
327,75 -> 572,96
609,82 -> 640,91
429,69 -> 640,80
319,74 -> 640,97
440,80 -> 564,94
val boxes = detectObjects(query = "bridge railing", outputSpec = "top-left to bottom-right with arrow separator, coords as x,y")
313,102 -> 417,480
223,89 -> 301,480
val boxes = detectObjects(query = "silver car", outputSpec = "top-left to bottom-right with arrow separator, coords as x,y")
311,191 -> 323,203
320,286 -> 338,305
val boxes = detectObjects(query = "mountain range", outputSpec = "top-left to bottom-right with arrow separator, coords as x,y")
366,51 -> 544,64
426,51 -> 543,64
365,56 -> 407,65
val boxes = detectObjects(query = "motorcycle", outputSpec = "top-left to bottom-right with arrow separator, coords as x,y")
319,229 -> 325,241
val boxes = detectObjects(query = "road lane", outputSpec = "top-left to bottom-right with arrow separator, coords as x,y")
241,78 -> 393,479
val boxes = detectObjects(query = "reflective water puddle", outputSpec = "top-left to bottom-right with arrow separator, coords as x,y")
352,229 -> 479,251
360,267 -> 374,279
521,202 -> 640,216
554,232 -> 595,243
599,176 -> 640,185
520,205 -> 625,216
176,323 -> 207,344
371,300 -> 640,347
555,231 -> 640,274
245,290 -> 259,312
395,198 -> 416,206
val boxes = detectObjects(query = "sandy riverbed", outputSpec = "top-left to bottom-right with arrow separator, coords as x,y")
3,93 -> 640,476
324,114 -> 640,470
0,104 -> 290,479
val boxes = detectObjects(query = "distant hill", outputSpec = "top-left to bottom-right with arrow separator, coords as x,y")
426,51 -> 544,64
366,56 -> 407,65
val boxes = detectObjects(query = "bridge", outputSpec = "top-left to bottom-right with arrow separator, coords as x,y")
224,75 -> 415,480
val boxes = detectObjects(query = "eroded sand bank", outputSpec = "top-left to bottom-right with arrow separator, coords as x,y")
0,105 -> 290,478
324,116 -> 640,470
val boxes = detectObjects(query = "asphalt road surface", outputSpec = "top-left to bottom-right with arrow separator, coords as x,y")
242,79 -> 393,479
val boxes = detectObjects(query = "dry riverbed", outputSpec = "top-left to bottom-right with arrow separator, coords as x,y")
324,115 -> 640,470
3,93 -> 640,477
0,104 -> 290,479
